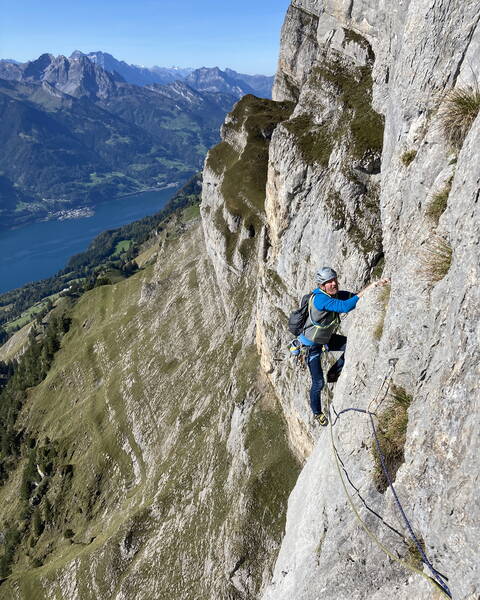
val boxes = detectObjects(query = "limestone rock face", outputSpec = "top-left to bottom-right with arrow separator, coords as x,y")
201,94 -> 295,322
201,1 -> 480,599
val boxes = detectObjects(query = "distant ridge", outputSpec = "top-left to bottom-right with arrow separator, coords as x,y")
71,50 -> 193,86
1,51 -> 274,99
0,53 -> 238,229
0,51 -> 274,229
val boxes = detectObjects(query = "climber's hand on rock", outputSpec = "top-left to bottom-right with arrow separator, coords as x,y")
357,278 -> 390,297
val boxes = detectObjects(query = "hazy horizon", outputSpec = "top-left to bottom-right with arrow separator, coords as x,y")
0,51 -> 276,77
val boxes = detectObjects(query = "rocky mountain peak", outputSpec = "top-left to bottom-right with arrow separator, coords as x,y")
0,60 -> 24,81
22,53 -> 55,80
41,54 -> 122,99
79,51 -> 188,87
1,51 -> 274,98
69,49 -> 86,59
185,66 -> 255,98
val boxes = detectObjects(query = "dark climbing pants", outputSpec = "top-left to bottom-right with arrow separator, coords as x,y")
307,334 -> 347,415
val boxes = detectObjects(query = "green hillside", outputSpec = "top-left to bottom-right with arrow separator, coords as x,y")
0,219 -> 299,599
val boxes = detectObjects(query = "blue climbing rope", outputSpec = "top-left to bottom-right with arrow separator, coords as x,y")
331,430 -> 407,542
368,412 -> 452,598
331,403 -> 452,598
332,406 -> 368,425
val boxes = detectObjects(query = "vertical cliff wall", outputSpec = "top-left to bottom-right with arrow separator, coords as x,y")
201,1 -> 479,599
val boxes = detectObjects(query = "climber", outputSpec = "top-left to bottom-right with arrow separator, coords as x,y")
299,267 -> 389,426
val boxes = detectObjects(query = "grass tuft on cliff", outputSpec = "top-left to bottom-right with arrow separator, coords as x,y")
426,178 -> 453,224
372,385 -> 412,493
400,150 -> 417,166
373,283 -> 391,341
438,84 -> 480,148
419,235 -> 453,284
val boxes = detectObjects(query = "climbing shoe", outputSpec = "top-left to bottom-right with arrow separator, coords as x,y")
327,369 -> 341,383
314,412 -> 328,427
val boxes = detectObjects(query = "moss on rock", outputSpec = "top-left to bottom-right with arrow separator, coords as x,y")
206,95 -> 294,268
283,52 -> 384,169
312,56 -> 384,160
283,114 -> 334,167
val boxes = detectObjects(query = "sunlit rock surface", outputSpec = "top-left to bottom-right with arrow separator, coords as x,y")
202,1 -> 479,599
1,1 -> 478,598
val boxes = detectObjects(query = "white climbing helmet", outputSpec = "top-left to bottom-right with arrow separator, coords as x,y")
315,267 -> 338,284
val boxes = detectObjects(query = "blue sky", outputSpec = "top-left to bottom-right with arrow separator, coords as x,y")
1,0 -> 290,75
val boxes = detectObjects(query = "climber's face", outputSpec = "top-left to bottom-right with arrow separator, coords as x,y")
321,277 -> 338,295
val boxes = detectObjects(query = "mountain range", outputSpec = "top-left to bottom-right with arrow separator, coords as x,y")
0,1 -> 478,597
73,51 -> 274,96
0,52 -> 273,99
71,51 -> 194,86
0,53 -> 273,229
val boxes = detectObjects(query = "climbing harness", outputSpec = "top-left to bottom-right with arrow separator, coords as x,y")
288,339 -> 308,370
288,339 -> 334,372
327,365 -> 452,599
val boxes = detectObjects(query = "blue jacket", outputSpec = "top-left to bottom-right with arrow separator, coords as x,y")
299,288 -> 358,346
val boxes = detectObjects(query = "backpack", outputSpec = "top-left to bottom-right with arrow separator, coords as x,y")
287,293 -> 312,336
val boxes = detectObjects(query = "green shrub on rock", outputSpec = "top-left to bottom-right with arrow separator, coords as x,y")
373,283 -> 391,341
283,56 -> 384,168
400,150 -> 417,166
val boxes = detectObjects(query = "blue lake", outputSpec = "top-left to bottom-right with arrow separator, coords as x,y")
0,187 -> 178,294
